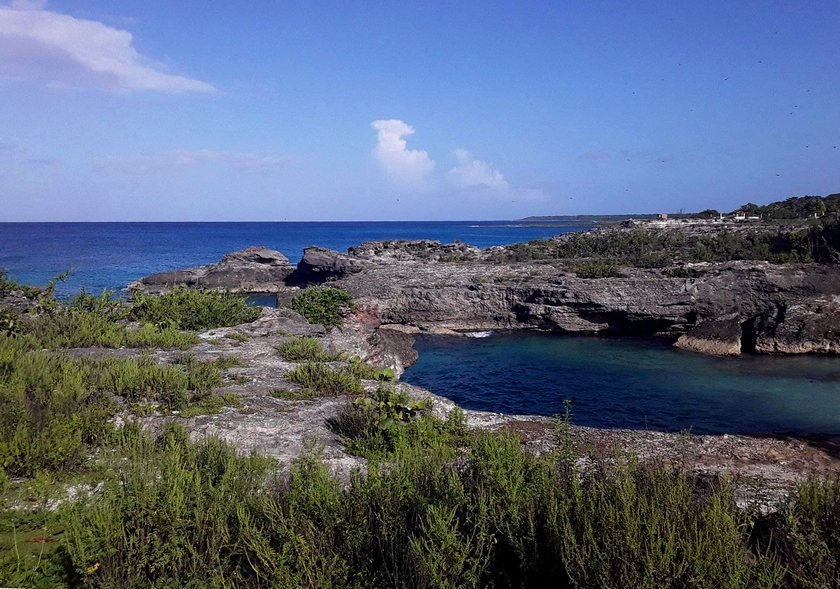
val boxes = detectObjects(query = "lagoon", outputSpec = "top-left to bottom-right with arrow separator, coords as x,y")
401,331 -> 840,435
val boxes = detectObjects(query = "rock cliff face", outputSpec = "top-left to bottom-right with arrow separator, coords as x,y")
131,239 -> 840,356
325,242 -> 840,356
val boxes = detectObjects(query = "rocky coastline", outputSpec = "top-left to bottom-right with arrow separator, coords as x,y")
131,230 -> 840,358
123,226 -> 840,507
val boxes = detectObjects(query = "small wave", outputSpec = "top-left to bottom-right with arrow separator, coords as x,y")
466,331 -> 493,338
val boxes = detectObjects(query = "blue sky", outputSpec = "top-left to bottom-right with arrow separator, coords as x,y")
0,0 -> 838,221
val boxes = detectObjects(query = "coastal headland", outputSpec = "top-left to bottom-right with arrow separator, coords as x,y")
121,217 -> 840,501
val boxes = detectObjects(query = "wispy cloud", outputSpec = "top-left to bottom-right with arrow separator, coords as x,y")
0,2 -> 214,92
448,148 -> 509,191
97,149 -> 291,174
371,119 -> 435,190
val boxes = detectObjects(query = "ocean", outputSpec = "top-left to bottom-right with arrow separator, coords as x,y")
0,221 -> 591,297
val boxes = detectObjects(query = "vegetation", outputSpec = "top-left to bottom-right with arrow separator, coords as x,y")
129,288 -> 261,331
4,417 -> 840,588
345,356 -> 396,382
736,193 -> 840,220
0,334 -> 237,476
276,336 -> 342,362
286,362 -> 365,397
287,286 -> 356,328
572,261 -> 621,278
490,221 -> 840,267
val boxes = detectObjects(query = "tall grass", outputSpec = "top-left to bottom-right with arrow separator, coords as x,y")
286,362 -> 365,397
54,422 -> 840,589
0,336 -> 230,476
276,336 -> 342,362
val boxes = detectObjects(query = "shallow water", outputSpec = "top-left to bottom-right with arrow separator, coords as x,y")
401,331 -> 840,435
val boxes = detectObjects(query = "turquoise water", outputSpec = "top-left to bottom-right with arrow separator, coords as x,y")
0,221 -> 591,298
401,332 -> 840,435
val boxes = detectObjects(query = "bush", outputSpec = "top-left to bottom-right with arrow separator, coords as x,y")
286,362 -> 364,397
0,337 -> 229,476
287,286 -> 356,328
51,424 -> 805,589
129,289 -> 261,331
573,262 -> 621,279
276,336 -> 342,362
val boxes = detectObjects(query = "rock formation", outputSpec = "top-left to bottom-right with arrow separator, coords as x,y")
129,246 -> 295,293
131,239 -> 840,357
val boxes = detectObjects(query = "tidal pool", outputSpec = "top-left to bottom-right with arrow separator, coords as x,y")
401,331 -> 840,435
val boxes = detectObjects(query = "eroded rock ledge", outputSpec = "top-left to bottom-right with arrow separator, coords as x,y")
134,238 -> 840,357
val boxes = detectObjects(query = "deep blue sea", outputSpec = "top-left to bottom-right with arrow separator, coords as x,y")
0,221 -> 588,298
3,221 -> 839,435
402,332 -> 840,435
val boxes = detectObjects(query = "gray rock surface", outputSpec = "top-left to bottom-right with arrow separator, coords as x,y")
129,246 -> 295,293
293,246 -> 367,285
130,238 -> 840,356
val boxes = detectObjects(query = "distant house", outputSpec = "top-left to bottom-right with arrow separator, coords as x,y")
734,212 -> 746,221
657,213 -> 668,220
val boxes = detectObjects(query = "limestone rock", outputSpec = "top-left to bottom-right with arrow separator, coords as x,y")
293,246 -> 366,285
675,313 -> 743,356
129,246 -> 295,293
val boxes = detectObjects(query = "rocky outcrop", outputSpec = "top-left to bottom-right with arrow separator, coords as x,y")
675,314 -> 743,356
292,246 -> 367,285
129,246 -> 295,293
130,239 -> 840,356
330,245 -> 840,356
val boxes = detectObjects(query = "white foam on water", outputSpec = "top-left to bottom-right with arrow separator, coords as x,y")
466,331 -> 493,338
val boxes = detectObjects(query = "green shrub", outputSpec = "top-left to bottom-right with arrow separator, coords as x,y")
345,356 -> 396,381
286,362 -> 364,397
129,288 -> 261,331
573,262 -> 621,279
0,338 -> 228,476
287,286 -> 356,328
50,424 -> 802,589
276,336 -> 341,362
0,270 -> 41,298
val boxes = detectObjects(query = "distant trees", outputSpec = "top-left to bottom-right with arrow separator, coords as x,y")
735,194 -> 836,220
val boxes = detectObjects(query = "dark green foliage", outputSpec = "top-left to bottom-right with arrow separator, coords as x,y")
573,261 -> 621,278
286,362 -> 365,397
0,508 -> 73,589
287,286 -> 356,328
5,418 -> 840,587
490,223 -> 840,267
331,386 -> 465,459
276,336 -> 342,362
129,288 -> 261,331
16,288 -> 198,350
736,194 -> 838,220
52,424 -> 840,589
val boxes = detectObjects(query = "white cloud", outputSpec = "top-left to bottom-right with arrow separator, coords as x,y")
371,119 -> 435,189
0,3 -> 214,92
98,149 -> 290,174
447,148 -> 509,191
